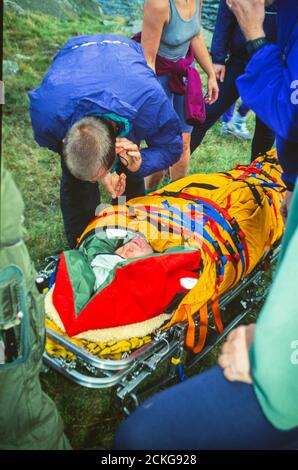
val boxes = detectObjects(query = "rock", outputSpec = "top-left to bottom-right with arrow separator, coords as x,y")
97,3 -> 104,16
8,0 -> 103,20
3,60 -> 19,76
7,1 -> 219,31
129,19 -> 142,31
102,19 -> 119,27
201,0 -> 220,31
97,0 -> 143,19
122,19 -> 142,35
4,0 -> 25,15
98,0 -> 219,32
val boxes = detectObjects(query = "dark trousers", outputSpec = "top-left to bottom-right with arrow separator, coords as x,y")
190,57 -> 275,161
60,156 -> 145,248
114,366 -> 298,450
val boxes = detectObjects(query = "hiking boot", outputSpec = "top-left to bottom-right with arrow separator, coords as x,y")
229,112 -> 252,140
220,121 -> 230,136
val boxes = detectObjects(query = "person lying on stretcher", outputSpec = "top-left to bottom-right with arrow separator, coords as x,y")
91,235 -> 153,290
91,234 -> 197,292
48,151 -> 285,351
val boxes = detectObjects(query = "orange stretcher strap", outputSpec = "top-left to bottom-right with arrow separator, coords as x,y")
211,290 -> 224,334
184,303 -> 209,354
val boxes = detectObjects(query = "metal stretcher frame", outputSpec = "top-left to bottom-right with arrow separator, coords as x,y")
43,244 -> 280,415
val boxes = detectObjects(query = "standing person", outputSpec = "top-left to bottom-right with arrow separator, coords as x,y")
0,168 -> 71,450
230,0 -> 298,220
141,0 -> 219,190
221,101 -> 252,139
190,0 -> 277,160
29,34 -> 183,248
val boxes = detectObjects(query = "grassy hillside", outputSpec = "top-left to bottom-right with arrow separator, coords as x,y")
3,8 -> 127,264
3,6 -> 252,264
3,6 -> 254,449
7,0 -> 103,19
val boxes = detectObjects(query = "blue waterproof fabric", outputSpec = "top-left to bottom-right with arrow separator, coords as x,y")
29,34 -> 183,178
114,366 -> 298,450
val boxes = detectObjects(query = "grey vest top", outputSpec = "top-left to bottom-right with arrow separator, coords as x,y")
158,0 -> 200,61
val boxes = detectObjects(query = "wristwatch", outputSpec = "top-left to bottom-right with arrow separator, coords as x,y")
246,37 -> 268,57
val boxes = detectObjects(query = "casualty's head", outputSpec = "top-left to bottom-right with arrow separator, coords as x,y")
115,235 -> 154,260
63,116 -> 116,182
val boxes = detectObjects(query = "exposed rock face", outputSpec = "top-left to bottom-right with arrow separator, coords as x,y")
99,1 -> 220,30
3,60 -> 19,76
98,0 -> 143,19
201,0 -> 220,31
6,0 -> 103,19
8,1 -> 220,30
4,0 -> 25,15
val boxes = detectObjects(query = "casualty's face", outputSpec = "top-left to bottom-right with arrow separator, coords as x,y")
115,236 -> 153,259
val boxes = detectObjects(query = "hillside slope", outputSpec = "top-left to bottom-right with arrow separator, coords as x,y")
2,8 -> 126,262
5,0 -> 103,19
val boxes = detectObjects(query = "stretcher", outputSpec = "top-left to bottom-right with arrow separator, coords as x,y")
41,151 -> 285,414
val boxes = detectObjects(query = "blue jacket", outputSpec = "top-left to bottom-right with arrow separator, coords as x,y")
29,34 -> 183,178
237,0 -> 298,189
211,0 -> 277,65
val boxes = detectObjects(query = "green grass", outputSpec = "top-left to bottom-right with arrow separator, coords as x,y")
3,8 -> 255,449
3,9 -> 127,264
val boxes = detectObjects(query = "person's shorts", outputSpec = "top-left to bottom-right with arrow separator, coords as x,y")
158,74 -> 193,134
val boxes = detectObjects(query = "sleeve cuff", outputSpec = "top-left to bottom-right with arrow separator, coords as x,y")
281,173 -> 297,192
285,182 -> 295,192
210,56 -> 226,66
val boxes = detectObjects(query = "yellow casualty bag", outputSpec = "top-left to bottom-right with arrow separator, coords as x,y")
74,151 -> 284,353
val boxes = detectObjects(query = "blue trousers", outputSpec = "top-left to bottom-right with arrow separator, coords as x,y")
114,366 -> 298,450
190,57 -> 275,161
222,101 -> 250,123
158,74 -> 193,134
60,156 -> 145,248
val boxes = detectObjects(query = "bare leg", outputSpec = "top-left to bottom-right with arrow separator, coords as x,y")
170,132 -> 191,181
145,133 -> 191,190
145,171 -> 164,192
